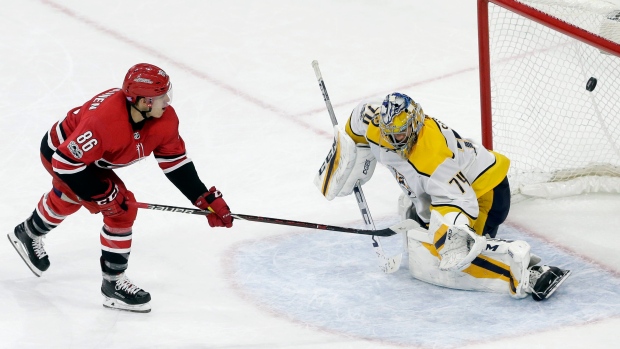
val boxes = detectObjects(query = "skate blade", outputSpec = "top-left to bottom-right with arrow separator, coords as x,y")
545,270 -> 572,299
7,233 -> 42,277
543,269 -> 572,300
102,293 -> 151,313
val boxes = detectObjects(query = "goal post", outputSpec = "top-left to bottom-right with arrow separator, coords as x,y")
478,0 -> 620,199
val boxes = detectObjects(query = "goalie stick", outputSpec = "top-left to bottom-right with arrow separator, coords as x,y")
311,60 -> 403,273
128,201 -> 399,236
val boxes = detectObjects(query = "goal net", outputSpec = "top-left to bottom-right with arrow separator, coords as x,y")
478,0 -> 620,200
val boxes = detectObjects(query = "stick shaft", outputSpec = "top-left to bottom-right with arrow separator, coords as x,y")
128,201 -> 395,236
312,60 -> 377,228
312,60 -> 403,273
312,60 -> 339,126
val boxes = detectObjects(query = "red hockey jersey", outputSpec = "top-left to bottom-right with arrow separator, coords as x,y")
48,88 -> 188,173
42,88 -> 207,202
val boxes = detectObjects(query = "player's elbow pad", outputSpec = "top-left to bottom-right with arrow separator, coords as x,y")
314,126 -> 376,200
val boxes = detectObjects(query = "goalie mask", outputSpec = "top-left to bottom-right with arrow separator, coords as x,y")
379,93 -> 425,157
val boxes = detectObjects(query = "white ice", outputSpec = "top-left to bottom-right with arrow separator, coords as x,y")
1,1 -> 620,348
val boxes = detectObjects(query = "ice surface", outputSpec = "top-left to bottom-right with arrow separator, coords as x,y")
1,1 -> 620,348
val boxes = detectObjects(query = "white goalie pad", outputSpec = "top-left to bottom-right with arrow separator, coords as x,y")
407,231 -> 535,297
393,210 -> 486,272
314,126 -> 376,200
484,238 -> 533,299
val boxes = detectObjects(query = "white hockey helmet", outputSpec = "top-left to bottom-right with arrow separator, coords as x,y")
379,93 -> 425,156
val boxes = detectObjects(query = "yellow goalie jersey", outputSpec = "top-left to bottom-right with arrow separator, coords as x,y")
345,101 -> 510,234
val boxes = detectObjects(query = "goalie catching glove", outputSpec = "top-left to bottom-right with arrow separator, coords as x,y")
194,187 -> 233,228
428,210 -> 486,271
314,126 -> 376,200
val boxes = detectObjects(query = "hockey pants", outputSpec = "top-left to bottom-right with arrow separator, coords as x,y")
32,153 -> 138,276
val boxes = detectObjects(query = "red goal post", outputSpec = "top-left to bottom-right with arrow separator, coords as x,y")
478,0 -> 620,199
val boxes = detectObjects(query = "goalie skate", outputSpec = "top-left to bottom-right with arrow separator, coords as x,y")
101,274 -> 151,313
529,265 -> 571,301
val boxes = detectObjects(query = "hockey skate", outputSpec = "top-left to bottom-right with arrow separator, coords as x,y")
529,265 -> 571,301
101,273 -> 152,313
7,222 -> 50,277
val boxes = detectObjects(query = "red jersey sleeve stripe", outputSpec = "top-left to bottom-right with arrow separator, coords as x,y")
56,120 -> 66,144
52,152 -> 87,174
46,129 -> 57,151
46,124 -> 59,151
155,153 -> 191,173
159,158 -> 192,174
47,113 -> 69,149
155,154 -> 187,163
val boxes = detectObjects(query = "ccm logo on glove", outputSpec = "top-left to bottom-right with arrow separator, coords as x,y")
92,181 -> 128,217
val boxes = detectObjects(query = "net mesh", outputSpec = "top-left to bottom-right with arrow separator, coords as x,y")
487,0 -> 620,198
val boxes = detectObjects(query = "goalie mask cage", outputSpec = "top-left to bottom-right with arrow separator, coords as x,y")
478,0 -> 620,199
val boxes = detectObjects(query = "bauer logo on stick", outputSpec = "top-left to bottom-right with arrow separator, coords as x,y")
586,77 -> 597,91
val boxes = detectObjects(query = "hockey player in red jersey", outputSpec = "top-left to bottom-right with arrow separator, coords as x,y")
7,63 -> 232,313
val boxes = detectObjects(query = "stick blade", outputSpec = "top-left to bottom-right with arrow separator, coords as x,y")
378,253 -> 403,274
388,219 -> 423,233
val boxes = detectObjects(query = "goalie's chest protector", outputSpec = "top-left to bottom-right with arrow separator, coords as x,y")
366,119 -> 454,221
365,117 -> 508,223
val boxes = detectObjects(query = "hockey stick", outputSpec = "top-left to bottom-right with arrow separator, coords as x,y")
311,60 -> 403,273
129,201 -> 398,236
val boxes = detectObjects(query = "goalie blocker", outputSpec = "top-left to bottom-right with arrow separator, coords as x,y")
314,126 -> 376,201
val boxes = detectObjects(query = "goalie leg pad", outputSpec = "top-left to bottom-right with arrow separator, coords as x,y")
480,238 -> 534,298
407,238 -> 506,293
398,193 -> 413,221
407,236 -> 538,296
506,240 -> 533,299
398,193 -> 426,227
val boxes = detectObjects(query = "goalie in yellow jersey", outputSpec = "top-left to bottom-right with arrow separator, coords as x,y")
314,92 -> 571,301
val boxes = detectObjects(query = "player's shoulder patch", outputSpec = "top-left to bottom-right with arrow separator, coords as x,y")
67,140 -> 83,159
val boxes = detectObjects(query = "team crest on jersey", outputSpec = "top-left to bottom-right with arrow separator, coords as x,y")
67,141 -> 83,159
134,132 -> 140,140
389,166 -> 415,198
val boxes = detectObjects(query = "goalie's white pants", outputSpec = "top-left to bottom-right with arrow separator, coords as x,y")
407,234 -> 533,299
